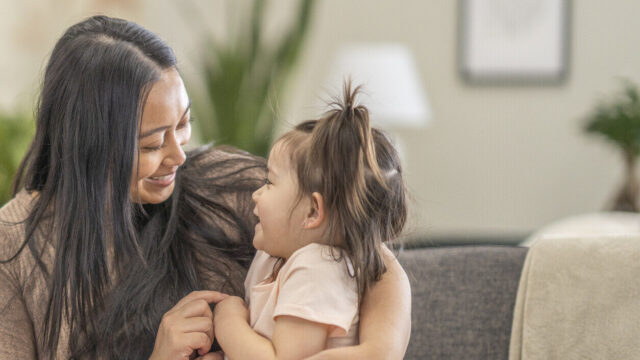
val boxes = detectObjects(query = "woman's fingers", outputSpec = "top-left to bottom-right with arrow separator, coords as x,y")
182,331 -> 213,356
151,292 -> 227,360
175,294 -> 221,355
177,299 -> 214,343
179,316 -> 214,351
178,316 -> 213,334
161,301 -> 212,336
174,290 -> 229,309
180,299 -> 214,319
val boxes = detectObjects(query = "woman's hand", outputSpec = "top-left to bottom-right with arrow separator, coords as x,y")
149,290 -> 228,360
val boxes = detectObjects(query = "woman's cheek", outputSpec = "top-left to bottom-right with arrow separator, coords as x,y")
178,126 -> 191,145
136,153 -> 159,180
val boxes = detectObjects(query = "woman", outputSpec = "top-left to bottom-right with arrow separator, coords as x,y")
0,16 -> 410,360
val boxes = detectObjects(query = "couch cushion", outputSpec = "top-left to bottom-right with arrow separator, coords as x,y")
398,246 -> 527,360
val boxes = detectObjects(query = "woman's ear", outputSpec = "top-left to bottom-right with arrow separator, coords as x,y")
303,192 -> 326,229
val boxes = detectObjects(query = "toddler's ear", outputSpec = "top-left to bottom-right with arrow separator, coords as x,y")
303,192 -> 326,229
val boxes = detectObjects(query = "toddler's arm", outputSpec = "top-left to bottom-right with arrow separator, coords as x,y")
214,296 -> 329,360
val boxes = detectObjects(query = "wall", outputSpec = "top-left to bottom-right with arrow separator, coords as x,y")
283,0 -> 640,238
1,0 -> 638,239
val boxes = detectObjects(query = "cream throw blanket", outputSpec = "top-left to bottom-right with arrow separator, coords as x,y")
509,235 -> 640,360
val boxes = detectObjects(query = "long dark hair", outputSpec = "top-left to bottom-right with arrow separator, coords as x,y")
277,81 -> 408,301
5,16 -> 263,359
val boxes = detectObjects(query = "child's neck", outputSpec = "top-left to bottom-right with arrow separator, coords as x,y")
280,236 -> 345,262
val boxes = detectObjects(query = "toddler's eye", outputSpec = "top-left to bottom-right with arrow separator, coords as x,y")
264,178 -> 272,186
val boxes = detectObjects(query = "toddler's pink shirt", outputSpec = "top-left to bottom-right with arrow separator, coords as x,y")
243,243 -> 359,348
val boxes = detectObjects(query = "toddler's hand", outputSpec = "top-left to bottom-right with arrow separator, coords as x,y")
194,351 -> 225,360
213,296 -> 249,329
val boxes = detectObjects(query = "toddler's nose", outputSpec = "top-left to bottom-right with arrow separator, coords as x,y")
251,185 -> 264,203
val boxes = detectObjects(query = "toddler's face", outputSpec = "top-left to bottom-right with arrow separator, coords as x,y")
251,142 -> 308,259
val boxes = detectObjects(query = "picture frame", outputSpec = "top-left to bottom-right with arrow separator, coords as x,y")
458,0 -> 571,85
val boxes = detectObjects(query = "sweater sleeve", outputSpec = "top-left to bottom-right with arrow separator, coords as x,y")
0,194 -> 38,359
0,261 -> 37,359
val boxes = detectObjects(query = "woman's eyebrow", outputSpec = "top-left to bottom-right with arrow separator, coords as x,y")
139,99 -> 192,139
180,99 -> 192,121
139,126 -> 170,139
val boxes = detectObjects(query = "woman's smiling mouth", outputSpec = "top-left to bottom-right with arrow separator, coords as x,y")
145,172 -> 175,186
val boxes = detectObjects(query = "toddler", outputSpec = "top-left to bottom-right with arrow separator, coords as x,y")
213,82 -> 408,360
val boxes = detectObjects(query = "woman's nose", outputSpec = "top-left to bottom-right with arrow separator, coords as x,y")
164,137 -> 186,168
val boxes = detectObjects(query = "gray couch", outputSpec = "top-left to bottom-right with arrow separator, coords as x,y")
398,246 -> 528,360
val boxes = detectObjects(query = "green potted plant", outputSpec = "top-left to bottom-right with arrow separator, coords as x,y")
0,111 -> 34,205
194,0 -> 315,157
584,81 -> 640,212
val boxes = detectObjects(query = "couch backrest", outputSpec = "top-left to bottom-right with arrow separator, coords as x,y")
398,246 -> 528,360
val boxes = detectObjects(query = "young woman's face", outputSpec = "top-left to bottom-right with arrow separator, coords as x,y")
131,68 -> 191,204
251,143 -> 309,259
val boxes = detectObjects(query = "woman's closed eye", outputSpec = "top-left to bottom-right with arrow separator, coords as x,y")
142,144 -> 163,152
141,118 -> 193,152
178,116 -> 194,130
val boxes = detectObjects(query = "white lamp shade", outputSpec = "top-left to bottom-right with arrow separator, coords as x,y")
325,43 -> 431,128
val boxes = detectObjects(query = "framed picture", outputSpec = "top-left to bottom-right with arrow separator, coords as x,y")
458,0 -> 571,85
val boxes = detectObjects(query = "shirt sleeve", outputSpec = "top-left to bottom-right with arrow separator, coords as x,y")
0,261 -> 37,359
272,246 -> 358,337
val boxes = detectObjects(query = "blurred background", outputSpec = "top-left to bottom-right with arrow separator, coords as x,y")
2,0 -> 640,245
